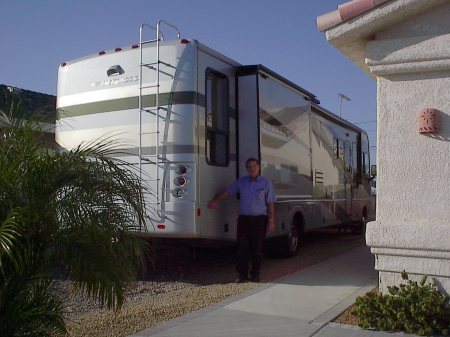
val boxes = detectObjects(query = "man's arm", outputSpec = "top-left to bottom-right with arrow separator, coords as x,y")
267,202 -> 275,233
207,191 -> 230,209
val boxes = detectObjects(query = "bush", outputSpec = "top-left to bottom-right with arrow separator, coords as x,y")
352,271 -> 450,336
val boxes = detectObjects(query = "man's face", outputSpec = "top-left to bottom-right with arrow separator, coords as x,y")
246,161 -> 260,179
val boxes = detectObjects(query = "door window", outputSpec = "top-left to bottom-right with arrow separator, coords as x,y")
205,69 -> 229,166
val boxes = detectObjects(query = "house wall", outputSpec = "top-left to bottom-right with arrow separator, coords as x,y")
364,2 -> 450,294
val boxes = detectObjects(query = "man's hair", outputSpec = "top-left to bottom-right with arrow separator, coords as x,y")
246,157 -> 260,168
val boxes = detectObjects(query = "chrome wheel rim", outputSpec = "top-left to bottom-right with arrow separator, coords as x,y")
288,226 -> 298,252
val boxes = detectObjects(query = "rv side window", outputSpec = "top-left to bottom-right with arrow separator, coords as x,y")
333,138 -> 339,158
205,69 -> 229,167
344,141 -> 352,172
352,142 -> 358,171
336,139 -> 344,159
362,152 -> 370,176
333,138 -> 344,159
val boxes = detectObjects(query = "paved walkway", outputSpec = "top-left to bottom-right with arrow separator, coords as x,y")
129,246 -> 418,337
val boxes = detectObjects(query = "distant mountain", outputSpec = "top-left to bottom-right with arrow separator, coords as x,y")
0,84 -> 56,123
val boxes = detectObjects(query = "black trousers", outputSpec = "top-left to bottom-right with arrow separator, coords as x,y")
236,215 -> 268,278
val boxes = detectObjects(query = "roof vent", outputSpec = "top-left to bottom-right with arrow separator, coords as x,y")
107,65 -> 124,77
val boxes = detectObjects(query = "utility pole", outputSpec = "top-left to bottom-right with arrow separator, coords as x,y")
338,93 -> 351,117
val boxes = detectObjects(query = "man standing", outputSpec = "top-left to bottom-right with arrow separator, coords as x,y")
208,158 -> 276,283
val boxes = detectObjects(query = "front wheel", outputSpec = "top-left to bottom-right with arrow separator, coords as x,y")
352,212 -> 367,235
280,224 -> 301,258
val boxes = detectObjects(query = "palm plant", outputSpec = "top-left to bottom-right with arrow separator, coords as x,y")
0,90 -> 150,336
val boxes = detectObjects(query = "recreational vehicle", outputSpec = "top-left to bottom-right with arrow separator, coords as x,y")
56,21 -> 373,257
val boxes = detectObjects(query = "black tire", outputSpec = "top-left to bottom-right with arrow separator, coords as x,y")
280,216 -> 303,258
352,209 -> 367,235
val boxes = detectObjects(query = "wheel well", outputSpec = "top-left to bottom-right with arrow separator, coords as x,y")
362,207 -> 368,218
293,212 -> 305,232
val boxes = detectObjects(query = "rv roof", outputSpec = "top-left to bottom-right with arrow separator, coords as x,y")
311,103 -> 366,134
236,65 -> 320,104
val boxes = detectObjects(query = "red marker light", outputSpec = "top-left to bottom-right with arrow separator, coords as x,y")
181,39 -> 190,44
132,44 -> 139,49
115,47 -> 122,52
197,208 -> 201,217
99,51 -> 106,55
178,177 -> 187,186
157,224 -> 165,229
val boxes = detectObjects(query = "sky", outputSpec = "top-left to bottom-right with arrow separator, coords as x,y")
0,0 -> 377,161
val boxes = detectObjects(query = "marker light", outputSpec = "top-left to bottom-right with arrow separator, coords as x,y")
181,39 -> 190,44
177,165 -> 188,175
175,188 -> 185,198
99,51 -> 106,55
177,176 -> 187,186
131,44 -> 139,49
115,47 -> 122,52
157,224 -> 165,229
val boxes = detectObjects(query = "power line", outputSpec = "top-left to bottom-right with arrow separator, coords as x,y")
353,120 -> 377,125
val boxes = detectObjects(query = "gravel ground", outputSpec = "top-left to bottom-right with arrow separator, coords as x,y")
59,230 -> 366,337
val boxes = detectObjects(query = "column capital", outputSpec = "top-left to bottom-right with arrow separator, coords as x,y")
366,34 -> 450,76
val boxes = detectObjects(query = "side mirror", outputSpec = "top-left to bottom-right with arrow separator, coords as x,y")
371,164 -> 377,177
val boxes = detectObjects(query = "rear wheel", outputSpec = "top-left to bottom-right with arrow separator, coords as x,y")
280,215 -> 303,257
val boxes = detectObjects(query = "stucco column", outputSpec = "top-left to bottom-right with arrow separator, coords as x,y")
365,34 -> 450,294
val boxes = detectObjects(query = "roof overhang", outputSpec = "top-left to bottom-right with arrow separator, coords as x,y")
321,0 -> 450,78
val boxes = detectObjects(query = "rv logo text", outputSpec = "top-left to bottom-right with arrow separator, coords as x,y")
91,76 -> 139,88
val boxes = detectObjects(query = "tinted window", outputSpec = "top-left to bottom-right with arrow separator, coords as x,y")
205,69 -> 229,166
363,152 -> 370,176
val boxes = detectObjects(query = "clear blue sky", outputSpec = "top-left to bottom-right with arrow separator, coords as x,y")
0,0 -> 377,161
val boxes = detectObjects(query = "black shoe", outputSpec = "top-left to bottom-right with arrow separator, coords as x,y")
235,276 -> 248,283
250,275 -> 260,282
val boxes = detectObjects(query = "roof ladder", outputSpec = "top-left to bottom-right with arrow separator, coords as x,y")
138,20 -> 181,220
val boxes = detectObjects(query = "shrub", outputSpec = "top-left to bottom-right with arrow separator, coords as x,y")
352,271 -> 450,336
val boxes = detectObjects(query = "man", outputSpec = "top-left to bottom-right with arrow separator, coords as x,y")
208,158 -> 276,283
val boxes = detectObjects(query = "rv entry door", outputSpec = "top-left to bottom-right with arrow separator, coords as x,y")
237,72 -> 260,175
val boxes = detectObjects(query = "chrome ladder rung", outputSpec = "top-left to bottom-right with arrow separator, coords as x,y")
138,20 -> 181,222
140,131 -> 160,135
140,84 -> 159,89
140,38 -> 160,45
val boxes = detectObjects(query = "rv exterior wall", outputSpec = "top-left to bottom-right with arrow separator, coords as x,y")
255,71 -> 371,234
56,40 -> 201,238
195,47 -> 240,241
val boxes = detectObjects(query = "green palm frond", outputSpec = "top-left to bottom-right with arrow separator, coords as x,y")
0,87 -> 152,333
0,243 -> 66,337
0,209 -> 24,271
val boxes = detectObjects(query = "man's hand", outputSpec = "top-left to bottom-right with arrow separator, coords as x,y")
267,219 -> 275,233
207,191 -> 229,209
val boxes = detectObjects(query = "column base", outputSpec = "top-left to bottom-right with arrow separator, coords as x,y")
365,221 -> 450,295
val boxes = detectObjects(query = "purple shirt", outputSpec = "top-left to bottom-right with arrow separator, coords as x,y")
227,175 -> 276,216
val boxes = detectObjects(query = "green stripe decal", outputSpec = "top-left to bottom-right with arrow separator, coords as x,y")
58,91 -> 199,118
